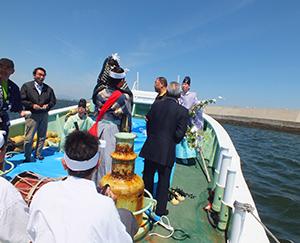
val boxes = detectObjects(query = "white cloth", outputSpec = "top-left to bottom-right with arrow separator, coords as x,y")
0,130 -> 6,148
27,176 -> 132,243
0,177 -> 29,243
34,81 -> 43,95
63,113 -> 95,136
92,120 -> 119,185
179,91 -> 199,109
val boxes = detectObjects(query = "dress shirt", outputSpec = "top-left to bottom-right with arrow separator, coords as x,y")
34,81 -> 44,95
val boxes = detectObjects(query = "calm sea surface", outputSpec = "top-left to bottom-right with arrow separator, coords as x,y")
223,124 -> 300,243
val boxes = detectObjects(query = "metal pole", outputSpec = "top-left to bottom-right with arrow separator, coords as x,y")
136,72 -> 139,90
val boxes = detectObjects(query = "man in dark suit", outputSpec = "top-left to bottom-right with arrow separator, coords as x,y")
21,67 -> 56,162
140,81 -> 189,216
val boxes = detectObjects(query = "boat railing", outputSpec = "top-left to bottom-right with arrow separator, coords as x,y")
9,105 -> 78,146
203,113 -> 270,242
10,105 -> 78,127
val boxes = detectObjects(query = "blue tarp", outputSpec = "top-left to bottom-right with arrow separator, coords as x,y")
5,118 -> 175,185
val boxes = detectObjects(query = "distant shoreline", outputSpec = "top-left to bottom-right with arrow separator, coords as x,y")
205,106 -> 300,134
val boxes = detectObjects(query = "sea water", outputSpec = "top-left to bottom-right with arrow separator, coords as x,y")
224,124 -> 300,243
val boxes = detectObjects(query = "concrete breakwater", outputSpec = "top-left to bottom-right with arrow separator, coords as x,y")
204,106 -> 300,134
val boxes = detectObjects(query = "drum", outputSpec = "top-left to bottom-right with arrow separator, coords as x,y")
11,171 -> 60,205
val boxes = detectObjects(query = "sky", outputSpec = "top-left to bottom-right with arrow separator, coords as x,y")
1,0 -> 300,109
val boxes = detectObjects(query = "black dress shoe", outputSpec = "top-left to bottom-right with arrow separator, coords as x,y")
23,158 -> 36,163
36,155 -> 44,160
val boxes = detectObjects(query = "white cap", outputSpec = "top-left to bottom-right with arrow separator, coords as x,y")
0,130 -> 6,148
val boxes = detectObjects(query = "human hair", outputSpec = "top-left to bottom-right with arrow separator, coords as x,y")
78,98 -> 87,108
33,67 -> 47,76
0,58 -> 14,69
64,131 -> 99,178
167,81 -> 181,98
157,77 -> 168,87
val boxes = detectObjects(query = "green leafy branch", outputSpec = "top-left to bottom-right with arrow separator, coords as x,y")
188,98 -> 216,118
186,98 -> 216,149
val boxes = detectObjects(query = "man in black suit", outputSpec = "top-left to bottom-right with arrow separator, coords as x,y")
21,67 -> 56,162
140,81 -> 189,216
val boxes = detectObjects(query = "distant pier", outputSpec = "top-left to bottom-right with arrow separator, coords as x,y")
205,106 -> 300,134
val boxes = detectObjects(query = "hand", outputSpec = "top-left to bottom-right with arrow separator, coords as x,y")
103,186 -> 117,202
19,110 -> 27,117
0,130 -> 6,136
22,110 -> 32,118
33,104 -> 42,110
42,104 -> 49,110
114,108 -> 123,116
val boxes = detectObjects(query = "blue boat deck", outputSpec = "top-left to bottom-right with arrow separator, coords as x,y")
4,118 -> 175,185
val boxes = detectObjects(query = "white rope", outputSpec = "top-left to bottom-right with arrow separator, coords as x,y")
148,216 -> 174,239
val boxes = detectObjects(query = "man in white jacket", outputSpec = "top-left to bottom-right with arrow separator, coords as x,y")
27,131 -> 132,243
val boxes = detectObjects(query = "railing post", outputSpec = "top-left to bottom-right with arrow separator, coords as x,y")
212,147 -> 229,189
208,134 -> 218,168
212,152 -> 232,212
132,104 -> 136,116
229,201 -> 248,243
218,164 -> 237,230
55,114 -> 65,150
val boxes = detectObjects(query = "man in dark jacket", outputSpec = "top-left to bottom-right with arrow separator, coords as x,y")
0,58 -> 26,170
21,67 -> 56,162
154,76 -> 168,102
139,81 -> 189,216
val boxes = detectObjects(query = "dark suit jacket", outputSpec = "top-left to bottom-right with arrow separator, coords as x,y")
21,81 -> 56,114
139,97 -> 189,167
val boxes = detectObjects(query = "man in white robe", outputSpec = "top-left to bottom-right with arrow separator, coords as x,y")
63,98 -> 94,135
27,131 -> 132,243
0,131 -> 29,243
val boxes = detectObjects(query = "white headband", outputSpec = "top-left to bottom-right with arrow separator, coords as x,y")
64,152 -> 99,171
109,70 -> 126,79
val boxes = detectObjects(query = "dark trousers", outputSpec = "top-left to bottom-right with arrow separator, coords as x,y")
143,159 -> 172,216
117,208 -> 138,239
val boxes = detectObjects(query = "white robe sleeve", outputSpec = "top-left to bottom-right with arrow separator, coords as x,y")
27,210 -> 55,243
102,200 -> 133,243
0,178 -> 29,243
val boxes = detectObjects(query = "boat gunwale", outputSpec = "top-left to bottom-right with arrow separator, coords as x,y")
7,97 -> 270,242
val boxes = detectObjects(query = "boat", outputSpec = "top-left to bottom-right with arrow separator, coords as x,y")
1,83 -> 271,242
